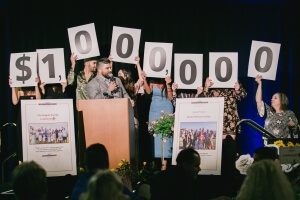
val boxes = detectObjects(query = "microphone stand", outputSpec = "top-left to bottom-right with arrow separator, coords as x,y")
0,123 -> 17,184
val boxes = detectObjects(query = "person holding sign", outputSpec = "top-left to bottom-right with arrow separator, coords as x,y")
10,76 -> 42,105
144,75 -> 174,158
67,53 -> 98,103
39,82 -> 69,99
171,82 -> 204,107
255,75 -> 299,138
9,76 -> 42,163
203,77 -> 247,139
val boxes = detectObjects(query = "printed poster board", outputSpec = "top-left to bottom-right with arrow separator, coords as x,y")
172,97 -> 224,175
21,99 -> 77,177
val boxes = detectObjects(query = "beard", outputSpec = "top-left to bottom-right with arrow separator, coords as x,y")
102,72 -> 113,79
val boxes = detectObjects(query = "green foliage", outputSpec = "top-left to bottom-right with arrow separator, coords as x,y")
148,110 -> 175,140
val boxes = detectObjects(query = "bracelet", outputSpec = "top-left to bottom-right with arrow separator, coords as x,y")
167,89 -> 172,92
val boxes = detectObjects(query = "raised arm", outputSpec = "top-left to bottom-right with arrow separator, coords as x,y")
67,53 -> 77,85
35,77 -> 42,100
9,77 -> 20,105
134,56 -> 145,94
143,74 -> 152,94
165,76 -> 173,100
255,75 -> 263,109
203,77 -> 214,97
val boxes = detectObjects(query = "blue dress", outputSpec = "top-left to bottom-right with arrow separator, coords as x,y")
149,86 -> 174,158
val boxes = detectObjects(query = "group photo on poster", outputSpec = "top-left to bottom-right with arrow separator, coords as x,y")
172,97 -> 224,175
28,122 -> 69,145
179,122 -> 217,150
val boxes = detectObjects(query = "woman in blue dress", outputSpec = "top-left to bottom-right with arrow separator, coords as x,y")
144,76 -> 174,158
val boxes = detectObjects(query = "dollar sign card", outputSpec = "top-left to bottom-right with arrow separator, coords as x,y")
10,52 -> 38,87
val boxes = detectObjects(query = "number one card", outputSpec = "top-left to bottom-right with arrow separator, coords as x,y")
37,48 -> 66,84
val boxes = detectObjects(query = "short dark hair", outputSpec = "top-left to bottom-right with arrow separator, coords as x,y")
176,147 -> 200,166
254,146 -> 278,161
12,161 -> 47,200
85,143 -> 109,171
84,56 -> 98,63
96,57 -> 111,69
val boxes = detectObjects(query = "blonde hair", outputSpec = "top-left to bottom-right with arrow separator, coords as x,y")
236,159 -> 295,200
79,169 -> 130,200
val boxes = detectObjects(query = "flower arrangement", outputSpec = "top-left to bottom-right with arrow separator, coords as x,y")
112,159 -> 133,178
135,161 -> 156,184
147,110 -> 175,170
112,159 -> 157,190
148,110 -> 175,140
274,140 -> 300,147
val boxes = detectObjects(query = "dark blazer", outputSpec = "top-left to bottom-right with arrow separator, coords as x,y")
87,75 -> 130,99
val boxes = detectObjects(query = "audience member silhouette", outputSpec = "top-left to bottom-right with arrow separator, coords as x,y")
149,147 -> 201,200
236,159 -> 295,200
71,143 -> 141,200
79,169 -> 130,200
12,160 -> 47,200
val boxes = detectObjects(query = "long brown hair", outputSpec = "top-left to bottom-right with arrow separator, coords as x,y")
118,69 -> 136,101
148,77 -> 167,97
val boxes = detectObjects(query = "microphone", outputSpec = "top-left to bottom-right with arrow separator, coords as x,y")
108,74 -> 119,93
108,74 -> 115,82
103,92 -> 113,99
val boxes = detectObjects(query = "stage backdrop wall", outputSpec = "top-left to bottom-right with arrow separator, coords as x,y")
1,0 -> 299,160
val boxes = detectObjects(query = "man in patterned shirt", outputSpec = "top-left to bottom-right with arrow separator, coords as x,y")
67,53 -> 98,107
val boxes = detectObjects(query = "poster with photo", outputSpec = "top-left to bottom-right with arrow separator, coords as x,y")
21,99 -> 76,177
172,97 -> 224,175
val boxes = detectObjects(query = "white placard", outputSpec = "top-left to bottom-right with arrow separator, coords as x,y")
9,52 -> 38,87
67,23 -> 100,60
172,97 -> 224,175
247,40 -> 281,81
174,54 -> 203,89
209,52 -> 238,88
21,99 -> 77,177
110,26 -> 141,64
37,48 -> 66,84
143,42 -> 173,78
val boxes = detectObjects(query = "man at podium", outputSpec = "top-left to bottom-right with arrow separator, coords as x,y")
87,57 -> 134,107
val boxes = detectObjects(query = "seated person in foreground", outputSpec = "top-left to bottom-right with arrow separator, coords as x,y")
12,160 -> 48,200
79,169 -> 130,200
71,143 -> 140,200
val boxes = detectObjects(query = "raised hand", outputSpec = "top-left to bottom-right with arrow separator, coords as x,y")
70,53 -> 78,69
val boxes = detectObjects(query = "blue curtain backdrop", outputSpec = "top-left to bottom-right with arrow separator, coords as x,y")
0,0 -> 299,162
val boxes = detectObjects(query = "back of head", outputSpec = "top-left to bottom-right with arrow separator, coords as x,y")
12,161 -> 47,200
253,146 -> 278,163
176,147 -> 199,166
176,148 -> 201,179
236,159 -> 295,200
80,169 -> 129,200
85,143 -> 109,171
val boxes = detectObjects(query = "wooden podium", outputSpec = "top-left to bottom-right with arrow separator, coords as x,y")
77,98 -> 136,169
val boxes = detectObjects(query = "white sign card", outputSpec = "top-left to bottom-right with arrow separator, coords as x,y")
37,48 -> 66,84
21,99 -> 77,177
247,40 -> 281,81
172,97 -> 224,175
67,23 -> 100,60
174,53 -> 203,89
10,52 -> 38,88
143,42 -> 173,78
209,52 -> 238,88
110,26 -> 141,64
